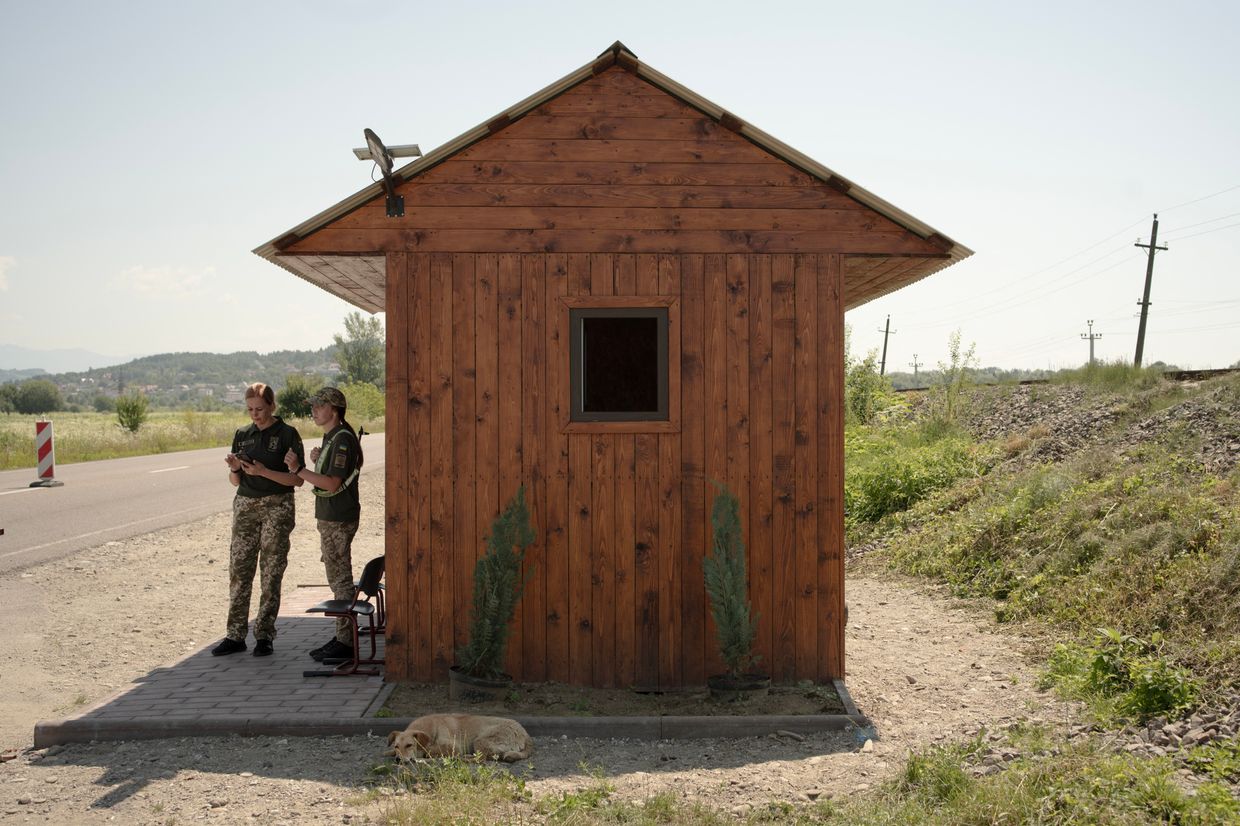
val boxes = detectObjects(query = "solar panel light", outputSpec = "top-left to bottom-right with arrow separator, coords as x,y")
355,128 -> 417,218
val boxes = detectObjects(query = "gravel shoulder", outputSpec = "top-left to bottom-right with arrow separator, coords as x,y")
0,478 -> 1080,823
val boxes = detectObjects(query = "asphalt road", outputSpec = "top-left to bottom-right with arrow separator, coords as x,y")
0,438 -> 386,575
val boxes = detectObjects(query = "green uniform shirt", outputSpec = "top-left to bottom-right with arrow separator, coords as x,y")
314,423 -> 361,522
231,418 -> 304,498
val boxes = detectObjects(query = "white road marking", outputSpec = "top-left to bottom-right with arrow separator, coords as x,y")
0,488 -> 40,497
148,466 -> 190,474
0,505 -> 214,559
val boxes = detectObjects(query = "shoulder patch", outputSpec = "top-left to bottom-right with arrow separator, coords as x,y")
333,452 -> 348,469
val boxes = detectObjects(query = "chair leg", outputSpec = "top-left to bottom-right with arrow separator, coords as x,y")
304,612 -> 381,678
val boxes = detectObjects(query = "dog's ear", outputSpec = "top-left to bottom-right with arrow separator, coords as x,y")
413,731 -> 432,754
387,730 -> 399,746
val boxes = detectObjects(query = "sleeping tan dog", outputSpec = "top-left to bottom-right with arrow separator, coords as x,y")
386,713 -> 533,762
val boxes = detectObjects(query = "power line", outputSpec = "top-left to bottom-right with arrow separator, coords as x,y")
1160,210 -> 1240,237
1158,182 -> 1240,214
1163,220 -> 1240,243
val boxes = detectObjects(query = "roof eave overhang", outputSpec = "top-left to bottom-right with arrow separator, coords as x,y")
254,44 -> 972,311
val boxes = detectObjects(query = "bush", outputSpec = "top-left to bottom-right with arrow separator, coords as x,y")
926,330 -> 976,427
276,373 -> 322,419
115,392 -> 150,433
339,381 -> 385,420
456,487 -> 537,679
14,379 -> 63,414
704,484 -> 759,678
846,431 -> 981,524
1045,628 -> 1198,722
92,394 -> 116,413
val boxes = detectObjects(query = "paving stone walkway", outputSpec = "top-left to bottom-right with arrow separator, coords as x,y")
36,587 -> 391,746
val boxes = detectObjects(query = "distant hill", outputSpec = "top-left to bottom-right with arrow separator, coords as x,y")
2,347 -> 339,409
0,343 -> 132,374
54,348 -> 338,388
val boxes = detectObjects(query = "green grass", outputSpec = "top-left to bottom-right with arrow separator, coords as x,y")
0,410 -> 384,470
1051,358 -> 1171,393
845,419 -> 992,527
368,737 -> 1240,825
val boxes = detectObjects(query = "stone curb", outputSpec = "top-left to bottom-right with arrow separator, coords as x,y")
35,679 -> 867,748
34,712 -> 869,748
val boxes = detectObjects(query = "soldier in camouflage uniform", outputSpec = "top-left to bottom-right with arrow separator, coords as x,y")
212,382 -> 305,658
285,386 -> 363,662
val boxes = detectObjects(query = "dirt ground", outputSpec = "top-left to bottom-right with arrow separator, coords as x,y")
0,477 -> 1080,824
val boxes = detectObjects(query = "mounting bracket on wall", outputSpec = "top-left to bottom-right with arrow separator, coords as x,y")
354,128 -> 421,218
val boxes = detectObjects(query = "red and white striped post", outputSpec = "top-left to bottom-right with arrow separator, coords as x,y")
29,420 -> 65,488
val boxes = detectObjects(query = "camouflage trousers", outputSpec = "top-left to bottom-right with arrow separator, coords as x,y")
226,493 -> 295,642
318,519 -> 358,643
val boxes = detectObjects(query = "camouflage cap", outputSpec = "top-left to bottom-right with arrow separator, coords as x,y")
309,386 -> 347,409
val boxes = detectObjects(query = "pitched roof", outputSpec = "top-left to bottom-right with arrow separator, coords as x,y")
254,42 -> 972,313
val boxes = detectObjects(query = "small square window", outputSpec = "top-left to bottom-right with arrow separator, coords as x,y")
570,307 -> 668,422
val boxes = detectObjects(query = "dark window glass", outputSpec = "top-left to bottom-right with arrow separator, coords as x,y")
570,308 -> 668,422
582,317 -> 659,412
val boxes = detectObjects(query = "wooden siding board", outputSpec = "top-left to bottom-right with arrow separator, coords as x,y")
429,253 -> 455,673
749,254 -> 775,674
678,254 -> 706,687
409,253 -> 433,679
544,253 -> 571,682
614,431 -> 637,688
566,254 -> 593,685
384,252 -> 411,680
532,94 -> 714,118
290,228 -> 941,256
770,254 -> 797,682
793,254 -> 819,681
615,254 -> 636,294
725,254 -> 752,640
588,253 -> 617,687
496,114 -> 734,143
474,254 -> 500,675
423,160 -> 819,188
497,253 -> 524,678
521,254 -> 548,682
658,254 -> 683,689
818,254 -> 845,680
456,138 -> 784,164
359,183 -> 865,210
451,253 -> 477,655
701,253 -> 728,679
338,207 -> 897,234
634,432 -> 660,689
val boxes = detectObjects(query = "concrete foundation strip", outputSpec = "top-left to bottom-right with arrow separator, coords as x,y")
35,680 -> 868,749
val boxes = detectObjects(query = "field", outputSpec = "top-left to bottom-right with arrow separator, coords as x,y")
0,410 -> 385,471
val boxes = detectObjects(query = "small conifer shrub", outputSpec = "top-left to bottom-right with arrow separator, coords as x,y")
704,484 -> 760,679
456,487 -> 537,679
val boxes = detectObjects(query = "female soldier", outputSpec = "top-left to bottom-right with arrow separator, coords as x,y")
212,382 -> 305,658
284,386 -> 363,663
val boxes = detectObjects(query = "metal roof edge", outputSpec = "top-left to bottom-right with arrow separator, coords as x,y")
254,43 -> 973,270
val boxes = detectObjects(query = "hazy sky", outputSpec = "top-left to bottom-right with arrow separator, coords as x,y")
2,1 -> 1237,370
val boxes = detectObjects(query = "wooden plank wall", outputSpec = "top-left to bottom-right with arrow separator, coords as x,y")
384,251 -> 844,687
365,66 -> 876,686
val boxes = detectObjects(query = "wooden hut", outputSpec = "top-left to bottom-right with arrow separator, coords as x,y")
255,42 -> 972,688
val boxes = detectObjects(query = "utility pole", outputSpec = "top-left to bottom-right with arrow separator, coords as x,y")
877,315 -> 896,376
908,354 -> 921,379
1080,320 -> 1101,365
1133,214 -> 1168,367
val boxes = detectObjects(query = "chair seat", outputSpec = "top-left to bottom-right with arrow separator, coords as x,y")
307,600 -> 375,616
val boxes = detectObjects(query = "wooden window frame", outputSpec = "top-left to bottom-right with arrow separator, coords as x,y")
559,296 -> 680,434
